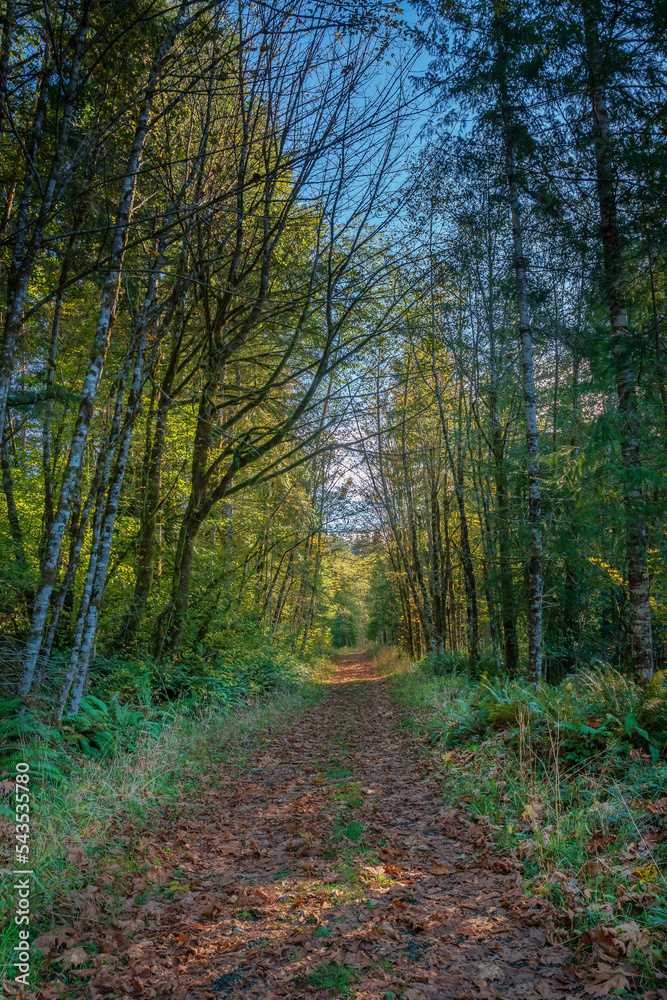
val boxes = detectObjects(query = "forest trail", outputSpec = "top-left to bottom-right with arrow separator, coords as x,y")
71,656 -> 577,1000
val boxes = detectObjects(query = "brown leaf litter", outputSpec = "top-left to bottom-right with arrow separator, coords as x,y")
18,655 -> 654,1000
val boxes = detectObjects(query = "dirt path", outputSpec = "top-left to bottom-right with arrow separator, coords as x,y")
78,655 -> 577,1000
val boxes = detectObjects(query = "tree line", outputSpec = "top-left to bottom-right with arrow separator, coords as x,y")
359,0 -> 667,683
0,0 -> 414,714
1,0 -> 666,716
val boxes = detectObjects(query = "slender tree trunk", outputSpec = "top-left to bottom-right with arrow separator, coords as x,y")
552,322 -> 559,452
399,393 -> 436,651
0,0 -> 14,164
41,177 -> 96,542
442,486 -> 456,650
116,322 -> 183,647
647,246 -> 667,441
1,418 -> 26,565
504,137 -> 543,681
365,364 -> 434,649
0,8 -> 90,436
159,383 -> 215,658
67,269 -> 165,713
299,534 -> 322,654
57,477 -> 108,720
583,0 -> 653,679
56,352 -> 136,718
36,476 -> 92,677
471,449 -> 502,669
20,13 -> 184,695
429,471 -> 446,649
482,240 -> 520,674
430,340 -> 479,663
273,548 -> 295,631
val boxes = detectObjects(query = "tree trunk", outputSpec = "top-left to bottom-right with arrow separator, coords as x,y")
1,417 -> 24,562
0,9 -> 89,436
430,339 -> 478,663
399,396 -> 436,652
299,534 -> 322,654
505,137 -> 543,681
20,12 -> 185,696
582,0 -> 653,679
116,323 -> 182,648
66,264 -> 165,714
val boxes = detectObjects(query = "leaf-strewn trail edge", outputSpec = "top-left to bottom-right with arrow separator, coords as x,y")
36,656 -> 580,1000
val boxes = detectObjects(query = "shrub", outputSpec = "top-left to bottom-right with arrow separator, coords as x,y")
59,695 -> 167,760
427,664 -> 666,761
638,670 -> 667,743
420,650 -> 468,677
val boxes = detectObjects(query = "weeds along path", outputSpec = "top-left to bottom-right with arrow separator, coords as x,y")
58,656 -> 576,999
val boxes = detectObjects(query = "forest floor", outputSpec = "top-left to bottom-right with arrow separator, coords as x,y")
29,653 -> 587,1000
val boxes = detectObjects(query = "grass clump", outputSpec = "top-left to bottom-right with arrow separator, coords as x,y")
306,960 -> 355,993
336,819 -> 364,842
326,763 -> 353,780
373,646 -> 411,676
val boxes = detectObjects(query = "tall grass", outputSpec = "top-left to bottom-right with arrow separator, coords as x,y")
372,646 -> 411,677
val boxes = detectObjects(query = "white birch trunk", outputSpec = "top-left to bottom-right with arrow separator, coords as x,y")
505,139 -> 543,682
67,262 -> 163,714
20,11 -> 185,695
0,14 -> 88,434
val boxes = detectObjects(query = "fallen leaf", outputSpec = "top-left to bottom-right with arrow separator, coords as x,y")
477,961 -> 505,981
59,947 -> 88,972
578,858 -> 608,879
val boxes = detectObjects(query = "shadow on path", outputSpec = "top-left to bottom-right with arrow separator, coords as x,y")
86,654 -> 578,1000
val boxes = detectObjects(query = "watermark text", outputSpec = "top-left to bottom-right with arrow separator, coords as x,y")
12,763 -> 32,987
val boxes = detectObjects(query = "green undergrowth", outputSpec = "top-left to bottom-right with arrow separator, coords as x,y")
1,641 -> 328,776
0,670 -> 327,987
306,960 -> 355,995
383,650 -> 667,992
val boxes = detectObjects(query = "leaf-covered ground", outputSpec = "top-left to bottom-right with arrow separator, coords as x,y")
29,656 -> 653,999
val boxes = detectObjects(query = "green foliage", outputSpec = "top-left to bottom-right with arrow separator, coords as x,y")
0,698 -> 54,746
421,664 -> 667,760
0,692 -> 167,772
154,646 -> 304,708
330,609 -> 358,648
641,671 -> 667,744
91,634 -> 307,714
306,961 -> 354,993
0,699 -> 61,777
420,650 -> 469,677
390,651 -> 667,989
334,819 -> 364,842
59,695 -> 165,760
397,655 -> 667,761
94,656 -> 153,703
420,650 -> 501,680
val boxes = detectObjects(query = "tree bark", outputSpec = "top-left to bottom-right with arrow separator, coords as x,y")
582,0 -> 653,679
116,322 -> 183,648
0,8 -> 89,436
20,10 -> 185,696
1,418 -> 26,565
504,136 -> 543,681
430,337 -> 478,663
